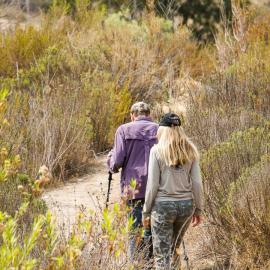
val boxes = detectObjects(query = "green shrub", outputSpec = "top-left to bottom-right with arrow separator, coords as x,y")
208,155 -> 270,268
1,3 -> 270,268
201,124 -> 270,189
0,5 -> 207,180
0,198 -> 150,269
185,8 -> 270,263
0,27 -> 53,77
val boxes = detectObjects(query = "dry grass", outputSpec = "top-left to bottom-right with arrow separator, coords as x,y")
0,1 -> 270,269
1,4 -> 210,180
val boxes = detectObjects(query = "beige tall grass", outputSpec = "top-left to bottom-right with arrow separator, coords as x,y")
0,1 -> 270,269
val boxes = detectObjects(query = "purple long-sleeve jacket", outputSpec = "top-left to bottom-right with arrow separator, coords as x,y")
107,116 -> 158,199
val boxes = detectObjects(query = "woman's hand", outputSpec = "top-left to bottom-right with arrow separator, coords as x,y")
192,214 -> 202,227
142,217 -> 151,228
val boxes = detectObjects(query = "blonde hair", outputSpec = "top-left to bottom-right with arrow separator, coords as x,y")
156,126 -> 199,167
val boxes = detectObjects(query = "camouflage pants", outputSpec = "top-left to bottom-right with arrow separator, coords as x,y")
151,200 -> 193,270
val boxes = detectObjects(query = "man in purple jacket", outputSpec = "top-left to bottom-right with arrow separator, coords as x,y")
107,101 -> 158,259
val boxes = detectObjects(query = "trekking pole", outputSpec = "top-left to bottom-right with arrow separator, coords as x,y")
182,240 -> 190,270
105,171 -> 113,208
172,211 -> 193,270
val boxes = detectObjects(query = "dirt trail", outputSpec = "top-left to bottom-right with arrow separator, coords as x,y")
42,157 -> 120,232
43,156 -> 213,269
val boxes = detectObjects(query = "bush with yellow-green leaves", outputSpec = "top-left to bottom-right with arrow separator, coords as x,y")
1,1 -> 270,269
0,1 -> 212,181
0,201 -> 139,270
1,86 -> 145,269
185,26 -> 270,266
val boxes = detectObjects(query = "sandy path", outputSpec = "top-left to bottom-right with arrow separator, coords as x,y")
42,157 -> 120,233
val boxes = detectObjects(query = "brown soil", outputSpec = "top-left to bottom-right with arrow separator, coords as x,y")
42,156 -> 120,231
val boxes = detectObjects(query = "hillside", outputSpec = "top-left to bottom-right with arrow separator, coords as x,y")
0,1 -> 270,269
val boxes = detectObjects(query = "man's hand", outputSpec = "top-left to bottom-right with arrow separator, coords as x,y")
107,150 -> 113,158
142,217 -> 151,229
192,215 -> 202,227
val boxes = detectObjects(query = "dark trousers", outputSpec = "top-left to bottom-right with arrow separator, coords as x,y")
128,199 -> 153,264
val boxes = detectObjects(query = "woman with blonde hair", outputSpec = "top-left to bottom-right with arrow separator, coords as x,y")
142,113 -> 204,270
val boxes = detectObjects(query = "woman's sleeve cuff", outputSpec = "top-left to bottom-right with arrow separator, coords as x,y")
194,208 -> 203,216
142,212 -> 151,220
